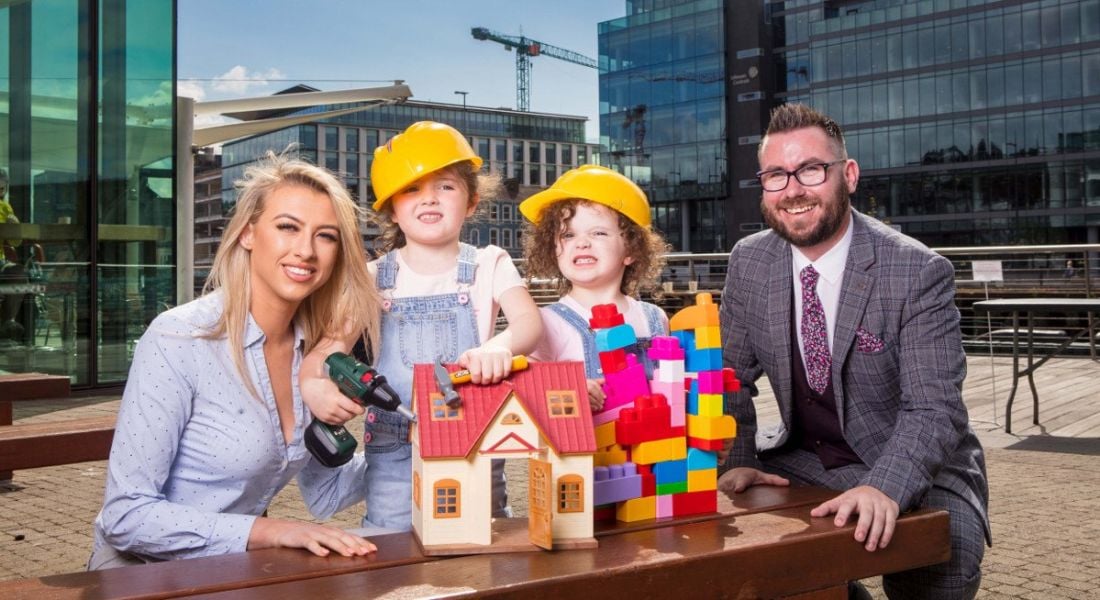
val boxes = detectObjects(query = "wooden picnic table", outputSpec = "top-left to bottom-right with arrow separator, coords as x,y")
0,372 -> 72,479
973,298 -> 1100,432
0,485 -> 950,600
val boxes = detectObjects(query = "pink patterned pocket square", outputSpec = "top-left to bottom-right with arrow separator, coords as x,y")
855,328 -> 885,353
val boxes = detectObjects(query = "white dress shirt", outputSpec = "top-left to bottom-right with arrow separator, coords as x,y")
791,213 -> 855,366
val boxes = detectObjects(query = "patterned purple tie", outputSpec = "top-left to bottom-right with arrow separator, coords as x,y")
800,265 -> 831,394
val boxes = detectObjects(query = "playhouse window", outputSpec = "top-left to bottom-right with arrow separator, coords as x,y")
413,471 -> 421,510
433,479 -> 461,518
547,390 -> 579,417
558,475 -> 584,513
430,392 -> 462,421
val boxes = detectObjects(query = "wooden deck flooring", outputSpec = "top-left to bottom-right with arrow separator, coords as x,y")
750,355 -> 1100,445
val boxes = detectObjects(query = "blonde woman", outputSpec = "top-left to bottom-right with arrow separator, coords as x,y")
90,154 -> 382,568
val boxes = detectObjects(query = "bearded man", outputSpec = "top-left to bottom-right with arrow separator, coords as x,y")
718,104 -> 989,600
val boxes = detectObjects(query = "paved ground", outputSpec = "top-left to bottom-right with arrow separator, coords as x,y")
2,357 -> 1100,599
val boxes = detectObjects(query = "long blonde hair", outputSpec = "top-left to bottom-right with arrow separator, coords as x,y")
204,152 -> 381,393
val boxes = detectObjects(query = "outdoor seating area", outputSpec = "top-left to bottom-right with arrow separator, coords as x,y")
1,355 -> 1098,598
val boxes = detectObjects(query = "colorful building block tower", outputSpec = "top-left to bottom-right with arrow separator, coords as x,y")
590,293 -> 738,522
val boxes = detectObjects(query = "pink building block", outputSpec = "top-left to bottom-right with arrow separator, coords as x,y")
601,356 -> 649,412
646,336 -> 685,360
696,370 -> 724,394
656,493 -> 675,518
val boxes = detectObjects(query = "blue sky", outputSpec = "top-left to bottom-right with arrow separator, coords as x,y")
178,0 -> 626,141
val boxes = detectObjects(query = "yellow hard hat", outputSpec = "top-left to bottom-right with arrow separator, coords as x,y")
370,121 -> 483,211
519,164 -> 651,227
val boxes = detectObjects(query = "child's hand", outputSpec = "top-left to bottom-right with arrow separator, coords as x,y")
587,378 -> 606,412
301,367 -> 365,425
457,345 -> 514,385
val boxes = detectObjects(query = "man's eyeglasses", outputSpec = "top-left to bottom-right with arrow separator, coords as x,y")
756,159 -> 847,192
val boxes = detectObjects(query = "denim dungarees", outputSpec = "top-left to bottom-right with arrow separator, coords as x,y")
545,301 -> 666,379
361,243 -> 507,529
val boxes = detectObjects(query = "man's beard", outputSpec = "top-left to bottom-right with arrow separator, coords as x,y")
760,186 -> 850,249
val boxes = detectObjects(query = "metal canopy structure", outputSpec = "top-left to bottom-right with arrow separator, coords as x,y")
175,82 -> 413,303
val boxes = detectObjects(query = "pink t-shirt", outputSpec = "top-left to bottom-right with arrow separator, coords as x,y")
368,245 -> 525,345
531,295 -> 669,365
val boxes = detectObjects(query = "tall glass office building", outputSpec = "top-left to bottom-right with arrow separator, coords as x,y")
602,0 -> 1100,249
599,0 -> 730,251
0,0 -> 176,386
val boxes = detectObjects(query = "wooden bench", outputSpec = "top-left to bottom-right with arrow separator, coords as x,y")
0,372 -> 73,479
0,485 -> 950,600
0,415 -> 116,472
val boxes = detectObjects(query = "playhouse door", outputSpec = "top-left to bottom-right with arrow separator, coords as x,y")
528,458 -> 553,550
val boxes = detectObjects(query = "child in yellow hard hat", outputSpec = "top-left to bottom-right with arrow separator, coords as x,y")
521,164 -> 669,412
301,121 -> 542,532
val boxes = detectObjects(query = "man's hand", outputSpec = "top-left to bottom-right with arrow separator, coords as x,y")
586,378 -> 606,412
249,518 -> 376,557
810,485 -> 900,551
717,467 -> 790,494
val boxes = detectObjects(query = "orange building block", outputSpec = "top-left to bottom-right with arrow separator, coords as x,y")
632,436 -> 687,464
686,414 -> 736,440
687,468 -> 717,492
594,420 -> 617,449
669,293 -> 720,331
594,444 -> 629,467
694,325 -> 721,349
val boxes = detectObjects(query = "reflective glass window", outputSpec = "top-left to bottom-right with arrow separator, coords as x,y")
325,126 -> 339,150
345,128 -> 359,153
1084,0 -> 1100,43
1021,8 -> 1041,51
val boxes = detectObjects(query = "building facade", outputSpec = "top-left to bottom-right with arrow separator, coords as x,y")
0,0 -> 176,386
599,0 -> 732,251
213,98 -> 597,260
601,0 -> 1100,250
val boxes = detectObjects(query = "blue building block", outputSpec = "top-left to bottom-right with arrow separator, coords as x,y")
686,348 -> 723,372
653,459 -> 688,484
672,330 -> 695,353
687,447 -> 718,471
595,323 -> 638,353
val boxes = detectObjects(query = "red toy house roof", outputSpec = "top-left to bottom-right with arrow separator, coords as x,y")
412,361 -> 596,459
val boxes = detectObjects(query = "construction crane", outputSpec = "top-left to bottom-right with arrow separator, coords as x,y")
471,27 -> 597,112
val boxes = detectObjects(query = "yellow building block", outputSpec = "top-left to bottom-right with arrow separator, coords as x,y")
594,444 -> 628,467
696,393 -> 724,417
632,436 -> 687,464
616,495 -> 656,522
694,325 -> 721,349
687,414 -> 737,441
594,421 -> 617,450
688,468 -> 717,492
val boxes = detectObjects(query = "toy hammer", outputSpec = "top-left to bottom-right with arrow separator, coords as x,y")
433,355 -> 530,408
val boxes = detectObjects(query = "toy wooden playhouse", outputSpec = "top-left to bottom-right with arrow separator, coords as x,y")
409,361 -> 598,555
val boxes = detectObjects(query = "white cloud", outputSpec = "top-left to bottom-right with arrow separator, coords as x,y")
176,79 -> 207,102
210,65 -> 286,95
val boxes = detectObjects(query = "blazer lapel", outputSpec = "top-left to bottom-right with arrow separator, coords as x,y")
765,238 -> 795,427
832,212 -> 876,430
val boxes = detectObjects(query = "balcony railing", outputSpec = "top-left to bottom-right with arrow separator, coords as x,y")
519,243 -> 1100,357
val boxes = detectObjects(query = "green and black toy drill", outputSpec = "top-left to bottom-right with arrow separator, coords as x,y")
304,352 -> 416,467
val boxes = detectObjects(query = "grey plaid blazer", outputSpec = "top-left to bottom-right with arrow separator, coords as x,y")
720,211 -> 990,541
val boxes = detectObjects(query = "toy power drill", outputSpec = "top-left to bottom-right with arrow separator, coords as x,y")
305,352 -> 416,468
